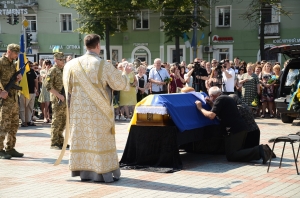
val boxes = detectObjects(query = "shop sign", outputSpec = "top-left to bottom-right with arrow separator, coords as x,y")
273,38 -> 300,44
212,35 -> 234,43
136,49 -> 146,53
0,44 -> 8,48
133,43 -> 148,47
0,1 -> 28,15
49,45 -> 80,50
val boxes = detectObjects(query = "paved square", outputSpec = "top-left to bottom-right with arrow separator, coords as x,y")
1,118 -> 300,197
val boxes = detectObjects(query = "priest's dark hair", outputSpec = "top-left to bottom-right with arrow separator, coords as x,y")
84,34 -> 100,49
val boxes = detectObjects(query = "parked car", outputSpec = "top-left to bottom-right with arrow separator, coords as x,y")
270,44 -> 300,123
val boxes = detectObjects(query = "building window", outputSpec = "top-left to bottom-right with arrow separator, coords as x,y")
215,6 -> 231,27
60,14 -> 72,32
172,49 -> 183,63
218,48 -> 229,60
25,15 -> 36,32
262,4 -> 280,23
134,10 -> 149,29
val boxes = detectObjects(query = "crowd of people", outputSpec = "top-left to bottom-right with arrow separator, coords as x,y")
112,56 -> 286,120
19,55 -> 74,127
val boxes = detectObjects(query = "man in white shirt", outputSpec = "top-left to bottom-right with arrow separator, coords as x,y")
149,58 -> 170,94
222,59 -> 235,95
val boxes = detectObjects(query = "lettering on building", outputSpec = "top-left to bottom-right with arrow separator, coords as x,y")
133,43 -> 148,47
273,38 -> 300,44
0,9 -> 28,15
0,44 -> 8,48
212,35 -> 234,43
49,45 -> 80,50
0,1 -> 28,15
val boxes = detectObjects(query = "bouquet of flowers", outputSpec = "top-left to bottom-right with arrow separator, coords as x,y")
164,77 -> 172,84
251,96 -> 258,107
267,75 -> 279,84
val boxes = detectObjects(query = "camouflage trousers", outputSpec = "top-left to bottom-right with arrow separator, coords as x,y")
0,99 -> 19,151
51,100 -> 66,146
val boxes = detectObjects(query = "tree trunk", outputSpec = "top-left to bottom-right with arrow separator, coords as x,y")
105,22 -> 110,60
260,4 -> 265,61
175,35 -> 180,63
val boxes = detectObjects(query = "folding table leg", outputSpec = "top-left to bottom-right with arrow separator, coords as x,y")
267,142 -> 276,173
296,143 -> 300,161
291,143 -> 299,175
279,142 -> 286,169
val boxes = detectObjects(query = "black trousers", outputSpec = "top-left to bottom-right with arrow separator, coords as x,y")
222,92 -> 234,95
225,131 -> 261,162
151,91 -> 166,94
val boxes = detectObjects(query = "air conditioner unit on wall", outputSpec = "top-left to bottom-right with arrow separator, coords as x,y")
203,46 -> 213,53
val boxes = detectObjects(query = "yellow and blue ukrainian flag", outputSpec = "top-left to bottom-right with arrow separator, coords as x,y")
17,34 -> 30,99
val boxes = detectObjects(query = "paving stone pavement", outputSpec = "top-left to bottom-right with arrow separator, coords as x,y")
1,117 -> 300,198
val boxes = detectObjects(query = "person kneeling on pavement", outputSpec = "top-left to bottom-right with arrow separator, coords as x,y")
195,86 -> 274,164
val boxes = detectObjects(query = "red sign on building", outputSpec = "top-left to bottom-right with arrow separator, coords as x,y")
212,35 -> 234,43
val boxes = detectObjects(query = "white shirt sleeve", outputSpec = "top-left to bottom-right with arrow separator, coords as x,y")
149,68 -> 154,80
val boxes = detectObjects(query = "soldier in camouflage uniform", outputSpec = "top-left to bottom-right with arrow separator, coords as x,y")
0,44 -> 24,159
44,52 -> 66,150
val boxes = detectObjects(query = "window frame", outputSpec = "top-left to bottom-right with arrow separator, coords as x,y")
261,4 -> 281,24
24,14 -> 37,32
133,10 -> 150,30
60,13 -> 73,33
215,5 -> 232,27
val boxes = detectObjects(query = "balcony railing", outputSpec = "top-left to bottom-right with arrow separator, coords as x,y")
258,23 -> 280,37
16,0 -> 38,4
15,0 -> 38,12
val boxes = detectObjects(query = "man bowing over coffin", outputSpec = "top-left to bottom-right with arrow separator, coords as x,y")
56,34 -> 130,183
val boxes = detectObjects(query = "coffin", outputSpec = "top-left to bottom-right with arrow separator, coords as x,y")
135,106 -> 171,126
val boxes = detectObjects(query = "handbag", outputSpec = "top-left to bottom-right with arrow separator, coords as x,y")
157,70 -> 168,93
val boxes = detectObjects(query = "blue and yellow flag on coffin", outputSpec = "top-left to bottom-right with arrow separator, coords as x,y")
129,93 -> 219,132
17,34 -> 30,99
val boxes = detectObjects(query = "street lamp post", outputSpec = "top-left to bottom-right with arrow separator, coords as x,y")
192,0 -> 198,60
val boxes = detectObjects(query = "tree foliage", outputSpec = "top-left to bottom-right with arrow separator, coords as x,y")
57,0 -> 141,59
57,0 -> 140,38
239,0 -> 290,24
140,0 -> 209,43
133,0 -> 209,62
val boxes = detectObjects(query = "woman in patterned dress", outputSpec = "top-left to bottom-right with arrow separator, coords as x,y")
239,63 -> 260,107
38,60 -> 51,123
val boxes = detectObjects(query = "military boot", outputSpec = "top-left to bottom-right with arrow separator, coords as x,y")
6,148 -> 24,157
0,150 -> 12,159
50,144 -> 62,150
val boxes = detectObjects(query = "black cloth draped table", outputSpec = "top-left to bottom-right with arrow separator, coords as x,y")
119,124 -> 224,171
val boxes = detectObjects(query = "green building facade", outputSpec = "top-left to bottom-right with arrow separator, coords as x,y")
0,0 -> 299,65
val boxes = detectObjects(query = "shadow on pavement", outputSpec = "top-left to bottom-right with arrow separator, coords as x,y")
67,177 -> 235,196
179,152 -> 294,172
17,132 -> 50,138
13,157 -> 69,164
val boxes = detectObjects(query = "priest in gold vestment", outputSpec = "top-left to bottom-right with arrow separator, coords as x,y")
61,34 -> 130,183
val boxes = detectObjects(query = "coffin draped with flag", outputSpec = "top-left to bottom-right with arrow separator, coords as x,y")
130,92 -> 219,132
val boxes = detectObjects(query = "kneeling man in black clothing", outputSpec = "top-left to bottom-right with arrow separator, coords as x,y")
195,86 -> 272,164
